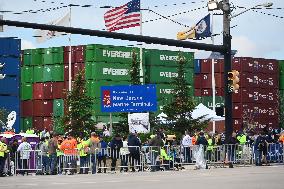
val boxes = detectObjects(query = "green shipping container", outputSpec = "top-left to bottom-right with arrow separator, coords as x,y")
21,83 -> 33,100
52,47 -> 64,64
31,49 -> 43,65
146,66 -> 194,84
85,44 -> 139,64
86,80 -> 130,98
51,64 -> 64,81
279,60 -> 284,75
280,75 -> 284,90
155,84 -> 193,101
42,48 -> 53,65
20,117 -> 33,132
94,115 -> 121,124
53,99 -> 64,117
85,62 -> 94,80
194,96 -> 224,109
91,62 -> 131,81
23,50 -> 32,65
43,65 -> 52,82
33,66 -> 44,82
144,49 -> 194,68
21,66 -> 33,83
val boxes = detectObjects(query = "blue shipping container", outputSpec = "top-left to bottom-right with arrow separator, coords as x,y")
0,76 -> 19,95
0,38 -> 21,57
0,95 -> 20,133
194,59 -> 201,74
0,57 -> 20,76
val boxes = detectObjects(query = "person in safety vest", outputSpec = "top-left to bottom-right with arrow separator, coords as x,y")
206,135 -> 215,161
77,137 -> 89,174
60,135 -> 78,174
0,138 -> 9,177
160,146 -> 172,170
26,127 -> 34,134
87,132 -> 101,174
237,132 -> 247,145
56,136 -> 64,175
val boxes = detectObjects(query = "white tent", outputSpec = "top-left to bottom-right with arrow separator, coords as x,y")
191,103 -> 225,122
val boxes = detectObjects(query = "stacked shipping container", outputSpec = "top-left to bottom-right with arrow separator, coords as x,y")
21,47 -> 66,131
144,49 -> 194,115
0,38 -> 21,132
232,58 -> 279,130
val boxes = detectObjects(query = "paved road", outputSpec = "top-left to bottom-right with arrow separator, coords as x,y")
1,166 -> 284,189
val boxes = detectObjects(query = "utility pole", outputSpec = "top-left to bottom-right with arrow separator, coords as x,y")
222,0 -> 233,143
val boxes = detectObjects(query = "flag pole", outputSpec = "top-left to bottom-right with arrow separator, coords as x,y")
68,5 -> 72,91
139,4 -> 144,84
211,12 -> 216,134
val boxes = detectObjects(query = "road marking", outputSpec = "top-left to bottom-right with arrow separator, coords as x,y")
51,182 -> 68,185
22,184 -> 38,186
80,182 -> 97,184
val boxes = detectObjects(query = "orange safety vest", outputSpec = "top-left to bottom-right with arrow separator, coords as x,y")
279,135 -> 284,144
192,136 -> 196,145
60,139 -> 78,155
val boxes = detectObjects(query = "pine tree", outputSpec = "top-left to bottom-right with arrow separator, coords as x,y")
114,50 -> 141,136
163,53 -> 208,134
61,71 -> 96,138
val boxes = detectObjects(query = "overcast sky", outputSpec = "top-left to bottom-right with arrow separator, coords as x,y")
0,0 -> 283,59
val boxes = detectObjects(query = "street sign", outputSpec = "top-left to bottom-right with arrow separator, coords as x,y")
101,84 -> 157,113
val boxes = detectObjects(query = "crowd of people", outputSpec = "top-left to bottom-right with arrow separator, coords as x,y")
0,126 -> 284,177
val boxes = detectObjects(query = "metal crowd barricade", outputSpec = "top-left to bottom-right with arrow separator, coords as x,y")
15,150 -> 42,175
266,143 -> 284,164
118,146 -> 142,172
58,148 -> 79,175
159,145 -> 174,170
141,146 -> 161,171
96,147 -> 108,173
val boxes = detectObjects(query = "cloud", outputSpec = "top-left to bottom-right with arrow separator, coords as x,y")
21,40 -> 36,50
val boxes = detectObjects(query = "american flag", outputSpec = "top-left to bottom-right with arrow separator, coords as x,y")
104,0 -> 141,32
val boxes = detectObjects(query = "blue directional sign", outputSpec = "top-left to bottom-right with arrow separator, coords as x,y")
101,84 -> 157,113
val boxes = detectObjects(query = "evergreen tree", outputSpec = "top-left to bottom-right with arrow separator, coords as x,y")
163,53 -> 208,134
61,71 -> 96,138
114,50 -> 141,136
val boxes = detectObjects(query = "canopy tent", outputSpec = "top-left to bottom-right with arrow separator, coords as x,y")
191,103 -> 225,122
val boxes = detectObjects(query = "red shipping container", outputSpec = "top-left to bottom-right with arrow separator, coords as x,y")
259,73 -> 279,89
194,75 -> 202,89
194,89 -> 201,96
21,100 -> 33,117
201,59 -> 212,73
33,100 -> 53,117
43,117 -> 53,131
215,73 -> 222,88
73,63 -> 85,79
232,103 -> 243,119
215,88 -> 223,96
33,117 -> 44,131
254,58 -> 279,74
232,57 -> 254,73
64,46 -> 85,64
64,81 -> 75,91
201,74 -> 211,88
201,89 -> 212,96
216,59 -> 224,73
52,82 -> 65,99
233,88 -> 279,103
64,65 -> 74,81
33,82 -> 53,100
233,119 -> 242,132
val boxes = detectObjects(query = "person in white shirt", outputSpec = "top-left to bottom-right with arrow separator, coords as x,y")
17,137 -> 32,175
182,131 -> 193,163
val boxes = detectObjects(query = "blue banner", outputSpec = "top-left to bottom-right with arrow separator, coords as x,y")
101,84 -> 157,113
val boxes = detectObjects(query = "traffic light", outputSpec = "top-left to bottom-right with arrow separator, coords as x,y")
228,70 -> 239,93
0,63 -> 6,79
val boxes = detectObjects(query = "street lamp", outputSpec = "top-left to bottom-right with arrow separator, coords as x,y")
207,0 -> 273,143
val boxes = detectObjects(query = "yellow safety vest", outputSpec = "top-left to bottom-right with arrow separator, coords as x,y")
207,139 -> 214,151
0,142 -> 8,157
57,144 -> 64,157
77,142 -> 88,157
160,148 -> 172,161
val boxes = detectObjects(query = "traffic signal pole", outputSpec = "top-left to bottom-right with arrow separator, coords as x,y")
223,0 -> 233,143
